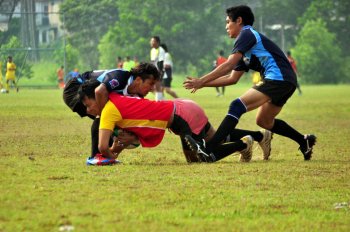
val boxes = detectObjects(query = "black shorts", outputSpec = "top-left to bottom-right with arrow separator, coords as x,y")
253,79 -> 296,107
162,77 -> 172,88
162,68 -> 172,87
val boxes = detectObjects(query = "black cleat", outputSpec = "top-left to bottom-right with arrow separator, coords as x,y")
299,134 -> 317,160
184,135 -> 213,162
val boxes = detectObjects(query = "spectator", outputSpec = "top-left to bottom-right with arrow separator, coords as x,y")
57,65 -> 64,89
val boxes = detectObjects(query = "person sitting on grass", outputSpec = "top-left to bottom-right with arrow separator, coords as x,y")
78,79 -> 273,164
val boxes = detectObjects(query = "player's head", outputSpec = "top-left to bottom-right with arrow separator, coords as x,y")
287,51 -> 291,56
7,56 -> 12,62
219,50 -> 224,56
225,5 -> 254,38
63,77 -> 91,118
129,62 -> 159,97
150,36 -> 160,48
78,80 -> 101,116
226,5 -> 254,26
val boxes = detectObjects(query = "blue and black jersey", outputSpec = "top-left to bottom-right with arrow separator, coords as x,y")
95,69 -> 134,93
63,68 -> 135,117
232,26 -> 297,86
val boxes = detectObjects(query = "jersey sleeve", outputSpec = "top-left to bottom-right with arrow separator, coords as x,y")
99,70 -> 130,92
99,101 -> 122,131
234,59 -> 249,72
232,29 -> 257,55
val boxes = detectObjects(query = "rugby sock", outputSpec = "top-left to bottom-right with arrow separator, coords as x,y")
210,141 -> 246,162
155,92 -> 164,101
91,118 -> 100,157
271,119 -> 305,146
207,98 -> 247,152
207,115 -> 238,152
228,129 -> 263,142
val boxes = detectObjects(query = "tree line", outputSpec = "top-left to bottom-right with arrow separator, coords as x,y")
1,0 -> 349,84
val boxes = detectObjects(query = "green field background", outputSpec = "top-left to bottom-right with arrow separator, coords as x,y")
0,81 -> 349,231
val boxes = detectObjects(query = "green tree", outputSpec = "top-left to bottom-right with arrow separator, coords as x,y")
98,0 -> 229,74
258,0 -> 313,50
65,44 -> 80,73
294,19 -> 342,84
298,0 -> 350,55
59,0 -> 119,69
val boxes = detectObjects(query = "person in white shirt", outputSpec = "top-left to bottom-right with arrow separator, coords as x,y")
150,36 -> 165,100
161,43 -> 178,98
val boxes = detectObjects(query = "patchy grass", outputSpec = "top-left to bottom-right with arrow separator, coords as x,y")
0,84 -> 349,232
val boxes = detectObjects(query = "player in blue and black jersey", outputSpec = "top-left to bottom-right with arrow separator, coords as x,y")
184,5 -> 316,161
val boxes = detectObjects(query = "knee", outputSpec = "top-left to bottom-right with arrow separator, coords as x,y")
228,98 -> 247,119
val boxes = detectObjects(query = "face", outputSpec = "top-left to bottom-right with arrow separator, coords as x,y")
82,96 -> 101,116
133,76 -> 156,97
150,38 -> 158,48
225,16 -> 242,38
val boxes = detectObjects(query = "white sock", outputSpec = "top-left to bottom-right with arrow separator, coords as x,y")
155,92 -> 164,101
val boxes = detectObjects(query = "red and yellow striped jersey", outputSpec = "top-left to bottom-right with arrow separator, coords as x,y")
100,93 -> 174,147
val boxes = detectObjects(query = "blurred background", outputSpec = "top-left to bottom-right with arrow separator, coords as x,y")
0,0 -> 349,87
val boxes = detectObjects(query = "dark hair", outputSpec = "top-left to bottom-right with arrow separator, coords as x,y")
130,62 -> 160,81
78,79 -> 100,101
219,50 -> 224,56
160,43 -> 168,52
152,36 -> 161,44
287,51 -> 291,56
226,5 -> 254,26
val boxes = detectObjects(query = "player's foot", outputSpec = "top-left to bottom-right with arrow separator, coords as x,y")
239,135 -> 253,162
258,129 -> 273,160
16,87 -> 19,92
184,135 -> 212,162
86,153 -> 120,166
299,134 -> 317,160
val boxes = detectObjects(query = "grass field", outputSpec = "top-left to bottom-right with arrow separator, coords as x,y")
1,82 -> 349,232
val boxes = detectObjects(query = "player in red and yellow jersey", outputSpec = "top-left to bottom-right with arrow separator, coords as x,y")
79,80 -> 273,163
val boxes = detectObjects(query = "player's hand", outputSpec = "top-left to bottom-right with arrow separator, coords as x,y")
117,130 -> 137,146
183,77 -> 203,93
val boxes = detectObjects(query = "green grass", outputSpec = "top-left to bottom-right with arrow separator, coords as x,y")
0,83 -> 349,232
17,61 -> 60,87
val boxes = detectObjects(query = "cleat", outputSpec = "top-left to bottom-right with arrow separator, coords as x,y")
299,134 -> 317,160
86,153 -> 121,166
239,135 -> 253,162
259,129 -> 273,160
184,135 -> 212,162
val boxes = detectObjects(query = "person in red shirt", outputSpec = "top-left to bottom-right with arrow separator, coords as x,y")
57,65 -> 64,89
215,50 -> 227,96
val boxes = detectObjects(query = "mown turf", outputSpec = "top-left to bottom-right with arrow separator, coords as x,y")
0,83 -> 349,232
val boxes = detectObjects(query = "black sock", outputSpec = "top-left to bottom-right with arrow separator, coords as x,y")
271,119 -> 305,146
210,141 -> 246,162
228,129 -> 263,142
207,115 -> 238,152
91,118 -> 100,157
